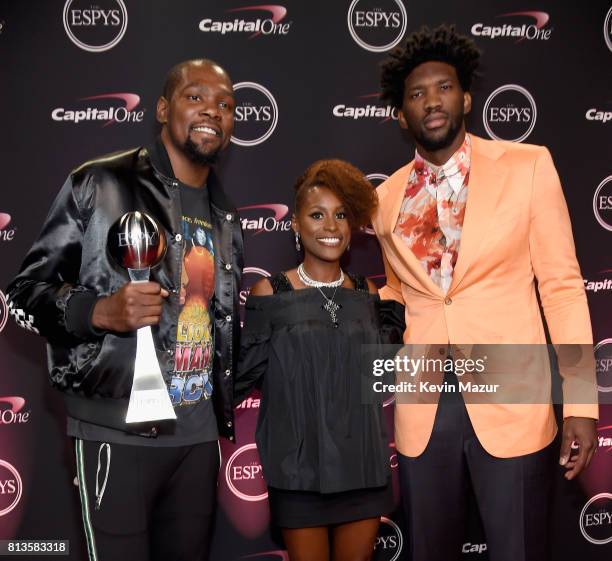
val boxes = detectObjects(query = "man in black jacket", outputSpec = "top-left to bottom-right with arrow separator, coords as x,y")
6,59 -> 243,561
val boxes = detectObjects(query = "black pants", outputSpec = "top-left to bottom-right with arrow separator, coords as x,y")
398,374 -> 553,561
74,439 -> 220,561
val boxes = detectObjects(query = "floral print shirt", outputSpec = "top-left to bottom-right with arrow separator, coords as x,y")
394,134 -> 472,294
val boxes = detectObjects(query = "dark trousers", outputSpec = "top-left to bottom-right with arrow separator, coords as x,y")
398,374 -> 553,561
74,439 -> 220,561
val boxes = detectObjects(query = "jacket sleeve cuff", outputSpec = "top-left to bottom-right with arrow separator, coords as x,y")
65,290 -> 106,339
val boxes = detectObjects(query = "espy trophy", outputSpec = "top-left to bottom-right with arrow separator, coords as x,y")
107,211 -> 177,424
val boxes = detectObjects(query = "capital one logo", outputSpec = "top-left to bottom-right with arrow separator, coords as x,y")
580,493 -> 612,545
0,213 -> 16,242
462,542 -> 488,554
240,551 -> 289,561
333,94 -> 398,123
347,0 -> 407,53
373,516 -> 403,561
482,85 -> 537,142
63,0 -> 128,52
593,176 -> 612,231
199,5 -> 291,37
231,82 -> 279,147
599,425 -> 612,452
586,108 -> 612,124
51,93 -> 144,126
225,443 -> 267,502
605,6 -> 612,52
240,267 -> 271,307
239,204 -> 291,235
594,339 -> 612,393
0,460 -> 23,517
471,11 -> 552,42
0,397 -> 30,425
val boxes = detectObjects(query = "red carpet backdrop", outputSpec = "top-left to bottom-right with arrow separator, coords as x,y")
1,1 -> 611,559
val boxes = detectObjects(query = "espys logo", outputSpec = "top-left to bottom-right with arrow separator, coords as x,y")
240,267 -> 271,306
0,460 -> 23,517
51,93 -> 144,126
579,493 -> 612,545
0,397 -> 30,425
225,443 -> 267,502
593,176 -> 612,231
333,94 -> 398,122
482,84 -> 537,142
199,4 -> 291,37
0,213 -> 16,242
471,11 -> 552,41
0,291 -> 7,333
595,339 -> 612,394
373,517 -> 403,561
586,107 -> 611,124
239,204 -> 291,234
63,0 -> 127,52
605,6 -> 612,52
231,82 -> 278,146
347,0 -> 407,53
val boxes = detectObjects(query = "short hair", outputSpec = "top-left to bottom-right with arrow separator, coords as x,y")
294,160 -> 378,229
162,58 -> 228,100
380,24 -> 480,109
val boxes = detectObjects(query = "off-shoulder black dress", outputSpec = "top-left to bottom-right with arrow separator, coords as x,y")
234,272 -> 404,528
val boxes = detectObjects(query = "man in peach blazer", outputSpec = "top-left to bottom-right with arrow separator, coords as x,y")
373,25 -> 598,561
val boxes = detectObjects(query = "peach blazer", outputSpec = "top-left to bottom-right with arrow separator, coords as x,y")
373,134 -> 598,458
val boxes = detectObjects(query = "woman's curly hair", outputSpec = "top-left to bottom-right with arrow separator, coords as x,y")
380,24 -> 480,109
294,159 -> 378,229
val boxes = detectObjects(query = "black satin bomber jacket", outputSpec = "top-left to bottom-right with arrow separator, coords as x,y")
6,144 -> 243,440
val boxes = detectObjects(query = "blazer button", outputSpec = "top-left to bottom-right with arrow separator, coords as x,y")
174,233 -> 182,242
226,315 -> 232,322
225,369 -> 231,377
226,213 -> 233,222
444,297 -> 452,305
226,420 -> 233,428
225,263 -> 232,271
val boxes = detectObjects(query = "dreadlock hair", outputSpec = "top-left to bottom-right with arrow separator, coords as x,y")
293,159 -> 378,230
380,24 -> 480,109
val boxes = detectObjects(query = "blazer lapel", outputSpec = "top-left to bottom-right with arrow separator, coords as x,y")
449,136 -> 508,293
377,162 -> 444,297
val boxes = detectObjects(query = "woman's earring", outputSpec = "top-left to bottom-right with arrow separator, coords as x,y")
295,232 -> 301,251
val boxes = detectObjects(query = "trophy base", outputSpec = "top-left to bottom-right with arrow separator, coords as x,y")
125,389 -> 177,423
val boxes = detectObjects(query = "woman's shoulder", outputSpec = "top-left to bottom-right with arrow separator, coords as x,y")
247,271 -> 295,300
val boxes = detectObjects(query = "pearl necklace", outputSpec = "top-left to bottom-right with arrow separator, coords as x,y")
297,263 -> 345,288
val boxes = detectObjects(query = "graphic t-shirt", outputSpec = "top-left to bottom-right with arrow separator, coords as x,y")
67,182 -> 219,445
166,183 -> 218,442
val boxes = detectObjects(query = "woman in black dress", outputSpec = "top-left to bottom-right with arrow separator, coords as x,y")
235,159 -> 404,561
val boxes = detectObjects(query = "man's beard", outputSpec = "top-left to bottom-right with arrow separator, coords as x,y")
183,136 -> 220,166
412,112 -> 463,152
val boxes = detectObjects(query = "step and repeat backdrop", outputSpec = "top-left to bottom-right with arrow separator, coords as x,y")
1,1 -> 611,560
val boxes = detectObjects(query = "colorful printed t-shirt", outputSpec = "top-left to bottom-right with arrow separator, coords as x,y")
394,134 -> 471,294
166,182 -> 219,443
